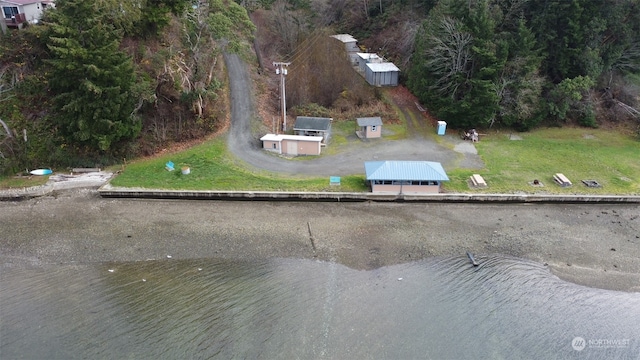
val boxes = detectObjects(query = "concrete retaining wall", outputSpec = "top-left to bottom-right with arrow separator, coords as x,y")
4,181 -> 639,203
97,185 -> 640,203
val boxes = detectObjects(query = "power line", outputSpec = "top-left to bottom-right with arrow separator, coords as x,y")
285,33 -> 328,82
282,31 -> 323,62
273,61 -> 291,131
284,32 -> 325,64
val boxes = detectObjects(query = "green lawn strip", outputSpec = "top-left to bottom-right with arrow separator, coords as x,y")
5,128 -> 638,195
379,124 -> 408,141
110,137 -> 367,192
384,109 -> 409,140
443,128 -> 640,194
0,175 -> 49,189
312,120 -> 355,157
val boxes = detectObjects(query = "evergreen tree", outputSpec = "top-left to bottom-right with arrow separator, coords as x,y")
526,0 -> 606,82
46,0 -> 140,152
135,0 -> 191,38
598,0 -> 640,74
495,19 -> 545,130
408,0 -> 505,129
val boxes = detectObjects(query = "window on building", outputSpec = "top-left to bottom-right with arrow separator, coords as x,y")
371,125 -> 377,131
3,6 -> 19,19
272,143 -> 277,149
392,180 -> 411,185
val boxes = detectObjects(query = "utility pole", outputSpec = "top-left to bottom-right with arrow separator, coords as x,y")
273,62 -> 290,132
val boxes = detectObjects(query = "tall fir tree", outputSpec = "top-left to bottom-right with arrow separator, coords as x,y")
46,0 -> 140,152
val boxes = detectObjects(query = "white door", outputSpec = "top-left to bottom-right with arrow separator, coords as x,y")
287,141 -> 298,155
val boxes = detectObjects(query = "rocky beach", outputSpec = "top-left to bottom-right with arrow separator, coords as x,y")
2,188 -> 639,292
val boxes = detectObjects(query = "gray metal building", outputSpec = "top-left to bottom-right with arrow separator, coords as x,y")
365,62 -> 400,86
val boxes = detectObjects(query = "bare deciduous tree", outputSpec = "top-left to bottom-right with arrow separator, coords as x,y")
269,0 -> 309,56
286,31 -> 374,110
423,16 -> 473,97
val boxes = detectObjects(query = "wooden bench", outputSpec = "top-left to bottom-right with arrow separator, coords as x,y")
553,173 -> 572,187
470,174 -> 487,188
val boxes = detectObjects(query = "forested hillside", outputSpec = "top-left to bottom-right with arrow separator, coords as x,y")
0,0 -> 255,173
253,0 -> 639,132
405,0 -> 640,131
1,0 -> 639,175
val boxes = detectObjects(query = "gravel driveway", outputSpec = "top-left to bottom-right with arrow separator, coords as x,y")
224,53 -> 483,176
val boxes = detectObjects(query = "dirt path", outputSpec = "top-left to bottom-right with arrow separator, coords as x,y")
223,53 -> 484,176
387,86 -> 433,138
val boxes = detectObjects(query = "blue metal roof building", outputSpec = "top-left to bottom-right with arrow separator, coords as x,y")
364,161 -> 449,193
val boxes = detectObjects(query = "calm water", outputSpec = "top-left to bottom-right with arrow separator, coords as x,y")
1,255 -> 638,359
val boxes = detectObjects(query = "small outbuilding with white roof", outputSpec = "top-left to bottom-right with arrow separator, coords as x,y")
260,134 -> 323,156
331,34 -> 360,65
356,53 -> 383,73
364,160 -> 449,193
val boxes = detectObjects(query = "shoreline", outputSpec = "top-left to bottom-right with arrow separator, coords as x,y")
1,189 -> 639,292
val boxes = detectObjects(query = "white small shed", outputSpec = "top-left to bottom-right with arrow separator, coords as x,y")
331,34 -> 359,52
260,134 -> 323,156
356,53 -> 383,73
331,34 -> 360,65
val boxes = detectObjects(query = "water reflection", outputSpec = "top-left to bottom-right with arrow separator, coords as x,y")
1,256 -> 638,359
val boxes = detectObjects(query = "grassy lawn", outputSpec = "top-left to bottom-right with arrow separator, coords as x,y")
0,175 -> 49,189
444,127 -> 640,195
110,136 -> 368,192
110,126 -> 639,195
2,127 -> 638,195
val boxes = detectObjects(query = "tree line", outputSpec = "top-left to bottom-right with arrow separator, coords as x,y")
406,0 -> 640,130
258,0 -> 639,131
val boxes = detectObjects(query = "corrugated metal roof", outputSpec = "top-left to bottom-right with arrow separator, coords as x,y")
293,117 -> 332,130
331,34 -> 357,43
366,62 -> 400,72
356,53 -> 381,60
260,134 -> 323,142
364,161 -> 449,181
357,117 -> 382,126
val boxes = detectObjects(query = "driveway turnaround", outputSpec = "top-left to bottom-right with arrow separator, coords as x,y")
223,53 -> 483,176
